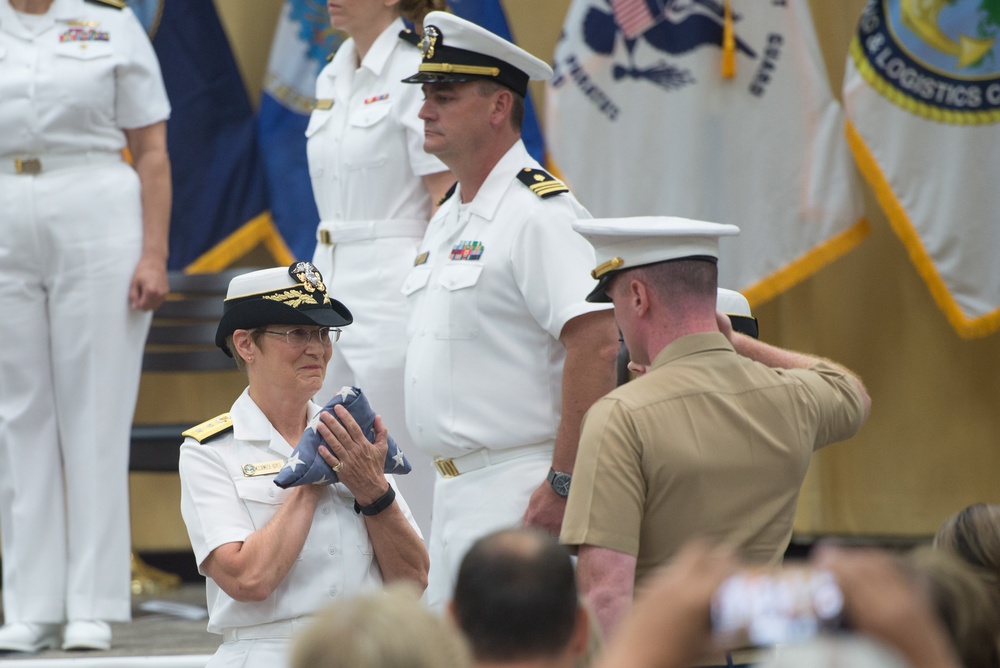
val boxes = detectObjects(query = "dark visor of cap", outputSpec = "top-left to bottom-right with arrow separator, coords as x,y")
403,43 -> 529,96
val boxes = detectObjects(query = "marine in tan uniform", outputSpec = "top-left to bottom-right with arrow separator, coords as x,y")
560,217 -> 872,650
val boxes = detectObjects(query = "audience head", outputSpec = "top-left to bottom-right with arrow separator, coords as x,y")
291,584 -> 472,668
935,504 -> 1000,590
451,528 -> 589,665
906,546 -> 1000,668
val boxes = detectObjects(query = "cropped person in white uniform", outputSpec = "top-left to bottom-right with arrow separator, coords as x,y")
0,0 -> 171,653
399,12 -> 620,608
179,262 -> 428,668
307,0 -> 453,534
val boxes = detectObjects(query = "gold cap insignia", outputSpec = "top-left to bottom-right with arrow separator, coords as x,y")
591,257 -> 625,279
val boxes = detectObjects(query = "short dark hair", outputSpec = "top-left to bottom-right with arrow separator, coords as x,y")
452,528 -> 578,662
633,258 -> 718,303
475,79 -> 525,131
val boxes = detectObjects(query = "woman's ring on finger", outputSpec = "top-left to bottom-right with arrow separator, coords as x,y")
332,461 -> 343,473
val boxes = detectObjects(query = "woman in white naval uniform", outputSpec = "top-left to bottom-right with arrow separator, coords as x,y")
179,263 -> 427,668
0,0 -> 170,653
307,0 -> 453,534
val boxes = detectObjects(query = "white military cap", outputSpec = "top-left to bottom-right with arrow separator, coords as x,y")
573,216 -> 740,303
717,288 -> 758,338
215,261 -> 352,356
401,11 -> 553,97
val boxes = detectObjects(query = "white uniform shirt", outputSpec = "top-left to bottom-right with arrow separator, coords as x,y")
402,140 -> 609,458
179,389 -> 421,634
305,18 -> 446,225
0,0 -> 170,156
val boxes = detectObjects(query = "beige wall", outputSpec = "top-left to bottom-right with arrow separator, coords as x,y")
131,0 -> 1000,552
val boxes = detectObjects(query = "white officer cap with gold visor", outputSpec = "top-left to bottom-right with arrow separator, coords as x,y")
573,216 -> 741,303
401,11 -> 553,96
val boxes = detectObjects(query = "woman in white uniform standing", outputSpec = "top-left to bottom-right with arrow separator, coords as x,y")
307,0 -> 453,533
0,0 -> 170,653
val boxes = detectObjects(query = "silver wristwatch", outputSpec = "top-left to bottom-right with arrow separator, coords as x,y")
547,467 -> 572,498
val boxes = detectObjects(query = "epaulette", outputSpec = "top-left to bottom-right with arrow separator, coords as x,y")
84,0 -> 126,9
437,181 -> 458,206
516,168 -> 569,199
182,413 -> 233,444
399,29 -> 421,47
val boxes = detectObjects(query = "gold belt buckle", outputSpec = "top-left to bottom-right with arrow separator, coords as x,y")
319,229 -> 334,246
15,158 -> 42,175
434,458 -> 460,478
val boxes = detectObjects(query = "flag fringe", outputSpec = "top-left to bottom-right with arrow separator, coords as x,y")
740,218 -> 869,307
845,118 -> 1000,339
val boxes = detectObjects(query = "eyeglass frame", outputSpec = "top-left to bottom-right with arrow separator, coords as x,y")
254,326 -> 342,346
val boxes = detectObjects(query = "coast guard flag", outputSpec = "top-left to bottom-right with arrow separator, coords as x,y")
844,0 -> 1000,338
259,0 -> 346,262
448,0 -> 546,162
546,0 -> 866,304
132,0 -> 269,271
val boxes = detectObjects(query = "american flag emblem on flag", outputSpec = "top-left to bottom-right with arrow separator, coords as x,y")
611,0 -> 656,39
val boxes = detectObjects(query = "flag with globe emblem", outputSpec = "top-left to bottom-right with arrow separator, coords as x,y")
274,387 -> 411,489
844,0 -> 1000,337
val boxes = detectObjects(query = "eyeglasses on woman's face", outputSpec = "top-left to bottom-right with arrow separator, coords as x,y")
256,326 -> 342,347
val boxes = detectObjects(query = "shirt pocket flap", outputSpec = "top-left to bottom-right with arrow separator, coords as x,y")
234,477 -> 290,505
55,42 -> 113,60
401,266 -> 432,297
438,264 -> 483,291
348,101 -> 392,128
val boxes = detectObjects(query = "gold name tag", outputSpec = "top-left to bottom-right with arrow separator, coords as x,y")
312,98 -> 334,111
414,251 -> 429,266
242,460 -> 285,477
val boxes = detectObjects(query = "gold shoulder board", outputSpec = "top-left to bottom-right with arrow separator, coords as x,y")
516,168 -> 568,199
182,413 -> 234,443
84,0 -> 127,9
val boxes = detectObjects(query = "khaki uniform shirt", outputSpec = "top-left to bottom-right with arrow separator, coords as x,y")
561,332 -> 866,583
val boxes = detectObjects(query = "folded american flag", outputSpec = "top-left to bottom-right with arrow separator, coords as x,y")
273,386 -> 411,488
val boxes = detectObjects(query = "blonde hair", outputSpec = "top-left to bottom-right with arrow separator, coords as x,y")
935,504 -> 1000,608
290,584 -> 473,668
399,0 -> 446,26
906,547 -> 1000,668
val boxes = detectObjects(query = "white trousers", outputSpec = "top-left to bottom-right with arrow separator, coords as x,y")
423,451 -> 551,610
0,161 -> 150,623
312,234 -> 435,537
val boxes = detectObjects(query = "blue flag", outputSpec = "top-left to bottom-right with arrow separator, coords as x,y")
137,0 -> 270,271
274,386 -> 412,488
447,0 -> 547,163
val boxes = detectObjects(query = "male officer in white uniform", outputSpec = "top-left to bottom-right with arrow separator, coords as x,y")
400,12 -> 620,608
